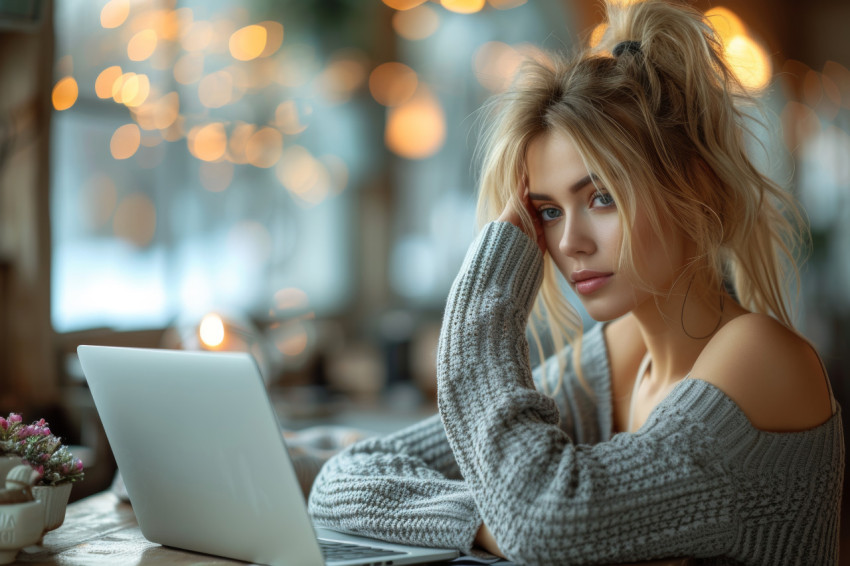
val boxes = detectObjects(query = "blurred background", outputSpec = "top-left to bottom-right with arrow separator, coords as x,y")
0,0 -> 848,547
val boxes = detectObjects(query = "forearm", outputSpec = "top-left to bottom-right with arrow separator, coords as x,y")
307,414 -> 481,551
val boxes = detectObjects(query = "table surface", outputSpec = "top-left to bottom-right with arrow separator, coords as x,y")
16,491 -> 694,566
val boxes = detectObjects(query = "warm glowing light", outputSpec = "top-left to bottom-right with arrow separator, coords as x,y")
95,66 -> 122,99
276,145 -> 332,205
488,0 -> 526,8
181,20 -> 213,51
382,0 -> 427,9
229,25 -> 267,62
392,4 -> 439,40
258,21 -> 284,57
705,7 -> 745,46
123,74 -> 150,107
317,51 -> 368,103
474,41 -> 524,92
386,88 -> 446,159
199,161 -> 234,192
199,313 -> 225,348
101,0 -> 129,29
369,62 -> 418,106
725,35 -> 772,91
441,0 -> 485,14
113,192 -> 156,247
245,127 -> 283,168
188,123 -> 227,162
111,72 -> 134,103
110,124 -> 141,159
227,122 -> 256,164
198,71 -> 232,108
128,29 -> 157,61
174,53 -> 205,85
130,102 -> 156,130
154,92 -> 180,130
589,23 -> 607,48
274,101 -> 309,135
52,77 -> 78,111
823,61 -> 850,109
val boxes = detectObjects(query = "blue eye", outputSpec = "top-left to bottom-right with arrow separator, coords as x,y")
538,207 -> 562,221
592,192 -> 615,208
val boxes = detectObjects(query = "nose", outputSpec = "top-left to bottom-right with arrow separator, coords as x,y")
559,212 -> 595,257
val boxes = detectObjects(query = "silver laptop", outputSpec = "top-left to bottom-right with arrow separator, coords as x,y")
77,345 -> 460,566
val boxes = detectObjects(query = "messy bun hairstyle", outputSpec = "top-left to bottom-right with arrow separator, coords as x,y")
473,0 -> 804,393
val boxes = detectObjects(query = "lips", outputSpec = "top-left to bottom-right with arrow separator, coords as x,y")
570,270 -> 613,295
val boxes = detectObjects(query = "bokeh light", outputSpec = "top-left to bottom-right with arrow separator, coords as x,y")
181,20 -> 213,52
441,0 -> 486,14
725,34 -> 772,91
473,41 -> 524,92
52,77 -> 78,111
245,127 -> 283,168
229,24 -> 267,61
95,66 -> 123,99
110,124 -> 141,160
188,122 -> 227,162
199,313 -> 225,348
488,0 -> 527,8
100,0 -> 129,29
173,52 -> 205,84
589,23 -> 607,48
317,50 -> 368,103
385,88 -> 446,159
127,29 -> 157,61
382,0 -> 428,10
392,4 -> 439,40
198,70 -> 233,108
153,92 -> 180,130
369,62 -> 418,106
258,21 -> 284,57
705,7 -> 746,46
274,101 -> 309,135
227,122 -> 255,164
122,73 -> 151,107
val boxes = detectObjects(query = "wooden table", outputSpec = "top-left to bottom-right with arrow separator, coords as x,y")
16,492 -> 693,565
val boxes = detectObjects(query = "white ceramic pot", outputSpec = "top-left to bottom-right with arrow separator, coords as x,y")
31,483 -> 72,533
0,458 -> 20,484
0,500 -> 45,565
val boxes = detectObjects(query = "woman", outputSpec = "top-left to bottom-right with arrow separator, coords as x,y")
308,1 -> 844,563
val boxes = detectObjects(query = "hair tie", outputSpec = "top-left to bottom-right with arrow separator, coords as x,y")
613,40 -> 642,57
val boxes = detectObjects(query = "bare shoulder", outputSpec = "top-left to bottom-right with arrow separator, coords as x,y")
691,313 -> 833,432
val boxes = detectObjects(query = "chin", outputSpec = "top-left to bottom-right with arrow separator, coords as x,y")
579,298 -> 635,323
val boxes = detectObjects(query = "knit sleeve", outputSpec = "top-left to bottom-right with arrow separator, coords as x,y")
306,413 -> 482,551
437,221 -> 736,564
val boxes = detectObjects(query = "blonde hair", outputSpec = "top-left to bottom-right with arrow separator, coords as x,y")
473,0 -> 805,395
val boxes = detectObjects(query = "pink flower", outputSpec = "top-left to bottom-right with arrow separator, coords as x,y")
9,414 -> 21,424
42,427 -> 51,436
75,459 -> 84,472
0,417 -> 6,430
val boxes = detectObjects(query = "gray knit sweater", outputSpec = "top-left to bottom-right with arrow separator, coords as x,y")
308,221 -> 845,565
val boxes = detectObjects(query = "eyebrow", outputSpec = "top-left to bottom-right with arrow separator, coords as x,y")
528,174 -> 598,201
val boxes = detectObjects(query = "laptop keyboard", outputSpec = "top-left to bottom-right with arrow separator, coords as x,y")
319,539 -> 407,561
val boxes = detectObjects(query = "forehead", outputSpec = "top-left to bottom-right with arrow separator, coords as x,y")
526,130 -> 591,191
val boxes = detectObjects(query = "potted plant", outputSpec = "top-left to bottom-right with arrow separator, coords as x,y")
17,418 -> 84,533
0,414 -> 24,481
